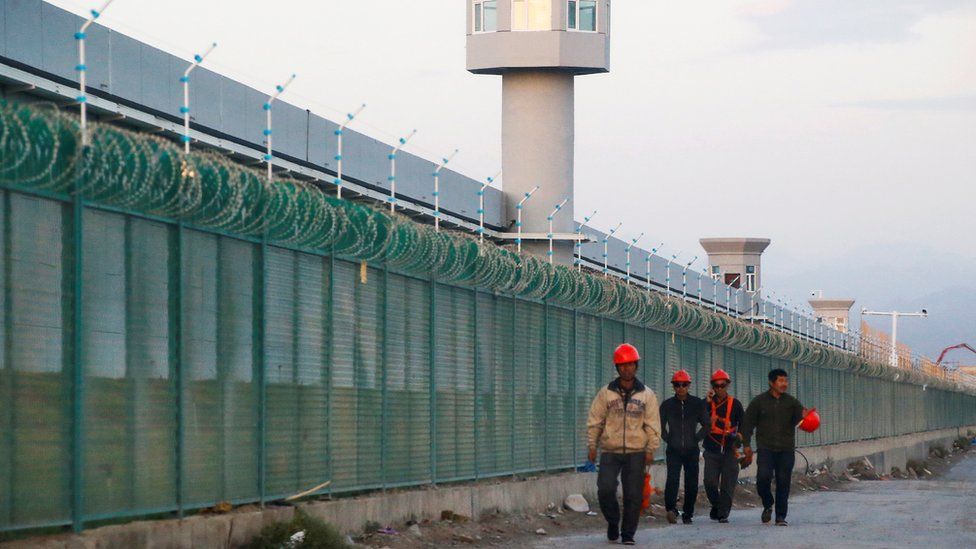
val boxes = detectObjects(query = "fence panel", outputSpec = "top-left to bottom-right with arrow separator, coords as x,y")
547,306 -> 576,468
1,186 -> 975,534
386,272 -> 431,485
434,284 -> 476,481
513,300 -> 546,472
0,193 -> 71,530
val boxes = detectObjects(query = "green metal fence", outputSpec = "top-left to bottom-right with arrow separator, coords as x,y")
2,187 -> 975,535
1,101 -> 974,535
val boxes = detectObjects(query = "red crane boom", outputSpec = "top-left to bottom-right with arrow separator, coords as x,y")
935,343 -> 976,366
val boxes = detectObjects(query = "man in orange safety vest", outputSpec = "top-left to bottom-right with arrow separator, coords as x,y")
702,369 -> 747,523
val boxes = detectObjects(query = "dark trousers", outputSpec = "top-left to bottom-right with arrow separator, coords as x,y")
664,448 -> 699,518
703,450 -> 739,519
597,452 -> 645,538
756,448 -> 796,521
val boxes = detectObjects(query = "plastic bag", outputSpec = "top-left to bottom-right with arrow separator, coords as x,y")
641,472 -> 653,511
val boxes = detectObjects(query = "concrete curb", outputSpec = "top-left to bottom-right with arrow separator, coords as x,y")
4,425 -> 972,549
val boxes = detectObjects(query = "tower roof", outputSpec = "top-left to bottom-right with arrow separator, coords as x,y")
699,238 -> 772,255
809,298 -> 856,311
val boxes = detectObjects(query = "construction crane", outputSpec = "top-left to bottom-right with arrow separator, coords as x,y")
935,343 -> 976,366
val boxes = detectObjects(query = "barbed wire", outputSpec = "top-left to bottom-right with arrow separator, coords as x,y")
1,100 -> 971,396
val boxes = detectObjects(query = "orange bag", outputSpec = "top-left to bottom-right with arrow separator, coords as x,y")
641,472 -> 653,511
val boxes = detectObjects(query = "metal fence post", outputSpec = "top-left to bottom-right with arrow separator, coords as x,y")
598,317 -> 604,394
510,297 -> 516,474
256,236 -> 267,504
292,251 -> 302,492
217,238 -> 228,501
543,301 -> 549,472
123,218 -> 136,509
1,193 -> 12,528
472,289 -> 479,481
171,222 -> 185,518
70,160 -> 86,533
326,250 -> 335,496
572,309 -> 578,466
429,277 -> 437,484
380,264 -> 389,489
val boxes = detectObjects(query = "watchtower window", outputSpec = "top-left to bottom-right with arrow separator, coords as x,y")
513,0 -> 552,31
745,265 -> 757,292
568,1 -> 597,31
474,1 -> 498,32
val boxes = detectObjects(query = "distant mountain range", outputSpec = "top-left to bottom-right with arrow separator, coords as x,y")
761,242 -> 976,359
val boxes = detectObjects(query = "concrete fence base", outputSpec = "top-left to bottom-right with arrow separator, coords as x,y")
5,425 -> 973,549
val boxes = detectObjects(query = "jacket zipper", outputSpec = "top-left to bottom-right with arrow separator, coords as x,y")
681,400 -> 686,449
623,393 -> 628,452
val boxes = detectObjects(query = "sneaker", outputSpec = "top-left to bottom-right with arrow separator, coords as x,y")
710,507 -> 719,521
718,517 -> 729,524
622,538 -> 636,546
666,510 -> 678,524
761,507 -> 772,524
776,519 -> 789,526
607,523 -> 619,542
682,515 -> 693,525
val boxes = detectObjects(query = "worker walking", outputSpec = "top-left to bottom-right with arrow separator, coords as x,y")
587,343 -> 661,546
659,369 -> 710,524
740,368 -> 808,526
702,369 -> 746,523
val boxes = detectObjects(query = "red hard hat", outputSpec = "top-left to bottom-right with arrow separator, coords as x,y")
613,343 -> 640,365
710,369 -> 731,383
671,370 -> 691,383
799,408 -> 821,433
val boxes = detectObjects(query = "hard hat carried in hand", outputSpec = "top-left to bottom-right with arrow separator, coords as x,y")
613,343 -> 640,365
799,408 -> 821,433
671,370 -> 691,383
711,369 -> 731,383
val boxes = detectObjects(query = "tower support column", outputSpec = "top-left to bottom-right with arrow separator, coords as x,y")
502,70 -> 575,262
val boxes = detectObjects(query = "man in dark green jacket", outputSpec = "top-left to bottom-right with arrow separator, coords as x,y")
740,368 -> 808,526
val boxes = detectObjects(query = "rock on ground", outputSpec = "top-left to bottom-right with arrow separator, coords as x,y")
563,494 -> 590,513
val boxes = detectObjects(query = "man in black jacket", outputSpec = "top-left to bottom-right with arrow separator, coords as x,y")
702,369 -> 746,524
659,369 -> 710,524
740,368 -> 808,526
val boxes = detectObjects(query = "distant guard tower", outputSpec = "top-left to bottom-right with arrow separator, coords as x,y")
699,238 -> 771,293
467,0 -> 611,263
808,295 -> 856,333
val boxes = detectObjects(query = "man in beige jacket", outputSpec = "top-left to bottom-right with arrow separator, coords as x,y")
587,343 -> 661,545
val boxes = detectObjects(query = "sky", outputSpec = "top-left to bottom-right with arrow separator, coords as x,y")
44,0 -> 976,353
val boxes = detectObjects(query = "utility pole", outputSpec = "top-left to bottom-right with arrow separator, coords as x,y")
861,308 -> 928,368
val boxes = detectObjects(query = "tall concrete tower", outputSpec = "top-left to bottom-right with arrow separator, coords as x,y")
466,0 -> 610,262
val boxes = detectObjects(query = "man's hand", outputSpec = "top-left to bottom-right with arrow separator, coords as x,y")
588,448 -> 597,463
706,389 -> 715,402
740,446 -> 754,467
645,452 -> 654,466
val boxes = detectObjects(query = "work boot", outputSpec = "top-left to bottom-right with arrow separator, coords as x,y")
621,537 -> 635,546
761,507 -> 772,523
607,523 -> 619,542
709,507 -> 719,521
719,517 -> 730,524
776,520 -> 789,526
682,515 -> 693,525
666,510 -> 677,524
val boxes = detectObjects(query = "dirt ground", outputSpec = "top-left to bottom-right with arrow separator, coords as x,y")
353,440 -> 973,548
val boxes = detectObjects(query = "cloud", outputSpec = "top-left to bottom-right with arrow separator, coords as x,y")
740,0 -> 973,50
735,0 -> 795,18
835,95 -> 976,111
